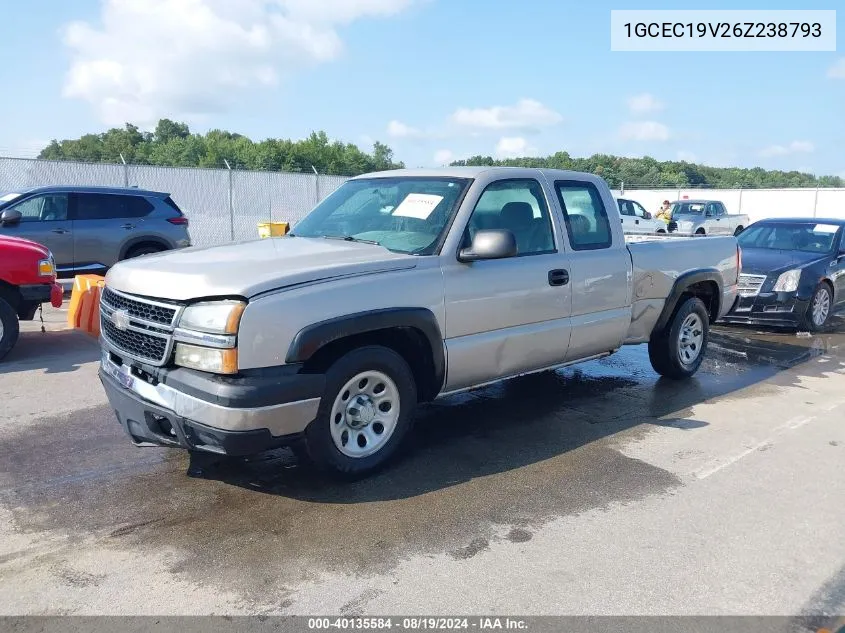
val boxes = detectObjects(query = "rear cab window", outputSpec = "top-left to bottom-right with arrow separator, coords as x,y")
554,181 -> 613,251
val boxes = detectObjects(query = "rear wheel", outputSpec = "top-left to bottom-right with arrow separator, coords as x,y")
302,345 -> 417,477
648,297 -> 710,380
695,228 -> 706,236
0,297 -> 20,362
800,283 -> 832,332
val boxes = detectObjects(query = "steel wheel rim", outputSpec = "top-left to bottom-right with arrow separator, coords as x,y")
678,313 -> 704,366
329,370 -> 400,458
812,288 -> 830,326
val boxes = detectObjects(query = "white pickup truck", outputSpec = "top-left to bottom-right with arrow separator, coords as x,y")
616,196 -> 668,235
98,167 -> 741,476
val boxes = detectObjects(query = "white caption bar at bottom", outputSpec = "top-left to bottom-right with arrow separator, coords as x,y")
611,10 -> 836,52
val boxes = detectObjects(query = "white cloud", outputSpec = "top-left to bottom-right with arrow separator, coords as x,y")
627,93 -> 664,116
387,120 -> 423,139
495,137 -> 537,159
62,0 -> 419,126
618,121 -> 671,142
758,140 -> 815,158
827,58 -> 845,79
451,99 -> 562,131
677,150 -> 697,162
433,149 -> 454,165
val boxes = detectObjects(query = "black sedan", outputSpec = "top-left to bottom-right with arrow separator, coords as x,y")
723,218 -> 845,330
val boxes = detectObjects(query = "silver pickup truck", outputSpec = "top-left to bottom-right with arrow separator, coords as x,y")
98,167 -> 740,476
669,199 -> 750,236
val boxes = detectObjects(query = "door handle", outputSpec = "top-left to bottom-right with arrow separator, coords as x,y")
635,219 -> 640,224
120,223 -> 135,230
548,269 -> 569,287
51,228 -> 69,234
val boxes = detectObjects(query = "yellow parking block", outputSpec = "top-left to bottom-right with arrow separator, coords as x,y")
257,222 -> 289,238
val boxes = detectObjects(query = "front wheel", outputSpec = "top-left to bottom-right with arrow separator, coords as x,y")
648,297 -> 710,380
0,297 -> 21,362
734,226 -> 744,236
800,283 -> 832,332
303,345 -> 417,476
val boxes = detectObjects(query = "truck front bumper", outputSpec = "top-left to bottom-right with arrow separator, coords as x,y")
99,351 -> 323,456
19,282 -> 64,308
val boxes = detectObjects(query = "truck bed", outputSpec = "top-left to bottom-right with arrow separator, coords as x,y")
623,235 -> 740,344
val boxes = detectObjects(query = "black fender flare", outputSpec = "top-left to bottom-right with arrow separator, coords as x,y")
286,307 -> 446,390
652,269 -> 723,335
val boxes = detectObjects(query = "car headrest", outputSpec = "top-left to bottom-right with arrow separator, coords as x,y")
500,202 -> 534,227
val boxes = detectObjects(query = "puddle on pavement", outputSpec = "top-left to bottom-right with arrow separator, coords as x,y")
1,323 -> 844,607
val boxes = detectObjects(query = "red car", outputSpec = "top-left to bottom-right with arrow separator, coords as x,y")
0,235 -> 63,360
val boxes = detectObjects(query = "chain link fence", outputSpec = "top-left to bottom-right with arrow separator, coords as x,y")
0,157 -> 347,247
4,157 -> 845,245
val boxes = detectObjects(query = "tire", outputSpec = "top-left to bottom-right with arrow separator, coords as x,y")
0,297 -> 20,362
734,226 -> 744,236
800,283 -> 832,332
123,244 -> 166,260
303,345 -> 417,477
657,229 -> 666,234
695,228 -> 706,236
648,297 -> 710,380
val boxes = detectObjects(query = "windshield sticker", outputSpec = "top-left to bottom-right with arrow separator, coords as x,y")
392,193 -> 444,220
813,224 -> 839,234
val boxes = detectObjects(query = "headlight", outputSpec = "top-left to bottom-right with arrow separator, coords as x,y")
772,269 -> 801,292
37,257 -> 55,277
175,343 -> 238,374
179,300 -> 245,334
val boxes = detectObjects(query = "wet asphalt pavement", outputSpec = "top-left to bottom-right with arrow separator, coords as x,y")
0,307 -> 844,616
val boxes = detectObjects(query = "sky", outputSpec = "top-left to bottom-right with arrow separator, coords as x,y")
1,0 -> 844,179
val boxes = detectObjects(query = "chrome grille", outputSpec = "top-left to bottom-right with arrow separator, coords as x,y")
100,287 -> 181,366
738,274 -> 767,297
101,286 -> 178,326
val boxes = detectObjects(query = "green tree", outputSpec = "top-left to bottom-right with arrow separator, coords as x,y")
37,120 -> 404,176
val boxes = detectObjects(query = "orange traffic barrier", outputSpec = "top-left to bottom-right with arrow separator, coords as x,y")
67,274 -> 105,337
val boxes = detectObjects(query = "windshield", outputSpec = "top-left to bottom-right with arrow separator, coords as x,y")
671,202 -> 705,216
292,177 -> 471,255
737,222 -> 840,254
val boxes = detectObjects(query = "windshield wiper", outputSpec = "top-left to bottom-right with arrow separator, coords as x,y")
321,234 -> 381,246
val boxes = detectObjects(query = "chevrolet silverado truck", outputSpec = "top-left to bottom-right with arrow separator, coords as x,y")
98,167 -> 741,476
668,199 -> 749,236
0,235 -> 63,360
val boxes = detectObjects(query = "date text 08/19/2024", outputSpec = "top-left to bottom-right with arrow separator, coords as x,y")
307,617 -> 529,630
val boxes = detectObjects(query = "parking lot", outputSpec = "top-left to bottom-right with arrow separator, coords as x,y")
0,306 -> 844,618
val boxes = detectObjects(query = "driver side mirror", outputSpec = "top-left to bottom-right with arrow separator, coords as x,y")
0,209 -> 22,227
642,211 -> 652,220
705,211 -> 713,217
458,229 -> 518,262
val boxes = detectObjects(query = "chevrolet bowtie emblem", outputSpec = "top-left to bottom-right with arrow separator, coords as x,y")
111,309 -> 130,331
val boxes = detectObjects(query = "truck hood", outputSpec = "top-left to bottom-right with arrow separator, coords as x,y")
0,234 -> 50,258
104,236 -> 419,301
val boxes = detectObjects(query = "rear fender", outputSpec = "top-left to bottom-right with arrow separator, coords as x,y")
652,269 -> 722,335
